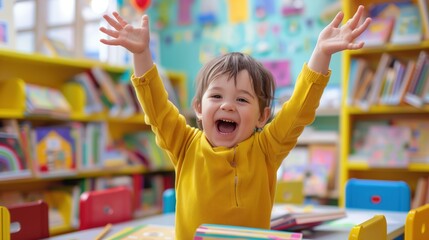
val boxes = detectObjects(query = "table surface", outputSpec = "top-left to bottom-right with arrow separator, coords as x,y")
45,207 -> 408,240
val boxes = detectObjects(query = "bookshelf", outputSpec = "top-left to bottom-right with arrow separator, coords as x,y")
0,49 -> 183,235
340,0 -> 429,207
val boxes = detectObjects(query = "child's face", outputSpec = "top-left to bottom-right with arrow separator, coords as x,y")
194,70 -> 270,148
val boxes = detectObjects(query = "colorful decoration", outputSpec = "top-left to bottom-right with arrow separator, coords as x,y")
130,0 -> 151,12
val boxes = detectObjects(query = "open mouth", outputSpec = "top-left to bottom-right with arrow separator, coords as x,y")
216,119 -> 237,134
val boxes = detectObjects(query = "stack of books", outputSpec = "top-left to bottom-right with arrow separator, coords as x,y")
270,204 -> 347,231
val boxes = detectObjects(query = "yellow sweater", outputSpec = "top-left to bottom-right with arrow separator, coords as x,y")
131,63 -> 330,240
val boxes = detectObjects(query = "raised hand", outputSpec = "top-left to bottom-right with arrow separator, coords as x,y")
317,5 -> 371,55
99,12 -> 150,54
308,5 -> 371,74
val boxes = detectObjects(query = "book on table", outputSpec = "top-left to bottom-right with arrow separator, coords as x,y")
270,204 -> 347,231
107,224 -> 303,240
106,224 -> 175,240
195,224 -> 303,239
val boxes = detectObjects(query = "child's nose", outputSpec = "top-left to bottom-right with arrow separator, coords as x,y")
220,101 -> 235,111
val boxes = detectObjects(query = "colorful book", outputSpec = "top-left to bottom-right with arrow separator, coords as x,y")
25,84 -> 71,118
365,125 -> 411,168
353,68 -> 375,107
390,3 -> 422,44
383,59 -> 407,105
106,224 -> 175,240
278,146 -> 309,181
71,72 -> 104,114
356,17 -> 394,47
365,53 -> 394,109
31,126 -> 76,175
347,59 -> 369,106
417,0 -> 429,40
349,120 -> 390,161
270,205 -> 346,232
403,51 -> 429,107
90,67 -> 124,117
122,131 -> 171,170
0,132 -> 31,180
195,224 -> 302,239
305,144 -> 337,197
392,119 -> 429,163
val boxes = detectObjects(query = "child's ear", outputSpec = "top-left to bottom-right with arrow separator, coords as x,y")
256,107 -> 271,128
193,102 -> 203,121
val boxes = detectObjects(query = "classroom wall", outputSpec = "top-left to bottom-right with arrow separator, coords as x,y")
146,0 -> 342,107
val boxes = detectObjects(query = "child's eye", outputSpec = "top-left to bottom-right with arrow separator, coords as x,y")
211,94 -> 222,99
237,98 -> 249,103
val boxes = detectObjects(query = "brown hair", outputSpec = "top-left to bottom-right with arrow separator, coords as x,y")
192,52 -> 276,128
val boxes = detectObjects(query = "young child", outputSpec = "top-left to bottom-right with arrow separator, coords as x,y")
100,6 -> 370,239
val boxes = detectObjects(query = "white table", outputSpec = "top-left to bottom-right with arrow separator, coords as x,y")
46,208 -> 407,240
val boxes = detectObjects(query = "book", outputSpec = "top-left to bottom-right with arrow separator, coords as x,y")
379,60 -> 400,105
305,144 -> 337,197
270,205 -> 346,231
122,131 -> 171,170
365,53 -> 394,109
353,68 -> 375,107
106,224 -> 175,240
390,3 -> 422,44
195,224 -> 302,239
0,132 -> 31,180
31,126 -> 76,175
398,60 -> 417,105
89,67 -> 124,117
25,83 -> 72,118
355,17 -> 394,47
278,146 -> 309,181
365,125 -> 411,168
71,72 -> 104,114
392,119 -> 429,163
347,59 -> 369,106
403,51 -> 429,107
116,83 -> 136,117
349,120 -> 390,162
383,59 -> 407,105
417,0 -> 429,40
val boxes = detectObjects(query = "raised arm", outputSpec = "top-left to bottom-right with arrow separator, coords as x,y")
308,5 -> 371,74
99,12 -> 153,77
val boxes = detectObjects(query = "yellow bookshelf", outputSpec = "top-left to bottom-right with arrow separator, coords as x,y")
0,49 -> 181,235
340,0 -> 429,207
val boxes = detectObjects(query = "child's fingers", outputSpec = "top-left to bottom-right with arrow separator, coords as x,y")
99,27 -> 120,39
347,41 -> 365,50
351,17 -> 371,39
329,11 -> 344,28
103,13 -> 123,31
347,5 -> 365,29
113,12 -> 129,28
141,15 -> 149,28
99,38 -> 121,46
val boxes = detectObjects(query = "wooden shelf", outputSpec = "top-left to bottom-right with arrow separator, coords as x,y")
348,162 -> 429,172
345,105 -> 429,115
0,49 -> 181,237
0,165 -> 176,186
339,0 -> 429,207
348,41 -> 429,56
0,48 -> 126,73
